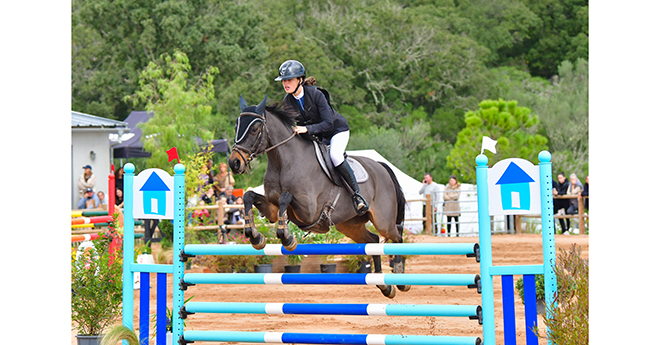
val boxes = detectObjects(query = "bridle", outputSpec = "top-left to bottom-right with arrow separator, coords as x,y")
231,111 -> 297,174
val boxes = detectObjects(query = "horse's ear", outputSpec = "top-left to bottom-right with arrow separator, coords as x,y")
256,95 -> 267,115
239,95 -> 247,112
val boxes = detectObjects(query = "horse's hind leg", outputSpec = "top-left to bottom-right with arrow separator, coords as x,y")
335,221 -> 396,299
391,224 -> 411,292
277,192 -> 297,251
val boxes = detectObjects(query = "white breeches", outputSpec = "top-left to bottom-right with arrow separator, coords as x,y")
330,130 -> 350,167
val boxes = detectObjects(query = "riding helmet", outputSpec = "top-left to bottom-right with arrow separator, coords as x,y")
274,60 -> 305,81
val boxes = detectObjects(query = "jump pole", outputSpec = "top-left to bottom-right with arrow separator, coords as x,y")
122,163 -> 136,345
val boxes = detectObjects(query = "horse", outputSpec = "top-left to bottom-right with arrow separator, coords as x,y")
228,95 -> 409,298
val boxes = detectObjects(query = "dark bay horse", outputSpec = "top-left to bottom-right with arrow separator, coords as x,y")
228,95 -> 409,298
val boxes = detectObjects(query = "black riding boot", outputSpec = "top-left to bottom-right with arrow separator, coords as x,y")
336,160 -> 369,216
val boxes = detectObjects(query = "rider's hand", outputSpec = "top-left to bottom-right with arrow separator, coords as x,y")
294,126 -> 308,134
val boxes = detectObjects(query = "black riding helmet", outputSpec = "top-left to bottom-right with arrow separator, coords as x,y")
274,60 -> 305,81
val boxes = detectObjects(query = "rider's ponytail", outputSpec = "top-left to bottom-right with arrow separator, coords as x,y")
302,76 -> 317,86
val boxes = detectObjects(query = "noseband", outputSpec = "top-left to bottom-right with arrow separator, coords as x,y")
232,111 -> 297,174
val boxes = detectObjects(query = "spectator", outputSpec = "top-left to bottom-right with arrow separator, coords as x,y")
566,173 -> 583,215
213,162 -> 235,198
77,165 -> 96,199
552,172 -> 570,234
443,175 -> 461,237
206,159 -> 216,183
199,164 -> 212,191
418,173 -> 442,232
115,187 -> 124,209
115,167 -> 125,193
232,196 -> 245,225
200,188 -> 215,205
581,175 -> 589,211
77,187 -> 100,209
97,191 -> 108,211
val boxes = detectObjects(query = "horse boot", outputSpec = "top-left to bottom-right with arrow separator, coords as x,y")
336,160 -> 369,216
277,211 -> 297,251
244,208 -> 266,250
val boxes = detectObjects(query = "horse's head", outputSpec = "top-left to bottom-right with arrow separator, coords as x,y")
229,95 -> 269,174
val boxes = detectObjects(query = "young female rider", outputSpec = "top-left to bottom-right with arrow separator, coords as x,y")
275,59 -> 369,216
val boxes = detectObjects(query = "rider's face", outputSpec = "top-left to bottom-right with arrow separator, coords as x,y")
282,78 -> 301,95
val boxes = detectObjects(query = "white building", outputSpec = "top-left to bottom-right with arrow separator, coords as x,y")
71,111 -> 129,209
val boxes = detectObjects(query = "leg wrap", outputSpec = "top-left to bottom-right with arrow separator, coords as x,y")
276,213 -> 297,251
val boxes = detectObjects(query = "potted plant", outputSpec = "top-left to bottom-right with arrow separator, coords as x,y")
315,229 -> 343,273
343,255 -> 373,273
72,240 -> 123,345
284,253 -> 304,273
255,254 -> 274,273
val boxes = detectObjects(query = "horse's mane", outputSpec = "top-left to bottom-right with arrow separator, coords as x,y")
265,102 -> 298,127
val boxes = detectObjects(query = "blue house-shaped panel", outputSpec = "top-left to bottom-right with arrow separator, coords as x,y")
139,172 -> 170,216
496,162 -> 535,211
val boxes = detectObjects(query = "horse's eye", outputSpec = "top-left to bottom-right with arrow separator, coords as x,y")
251,123 -> 260,132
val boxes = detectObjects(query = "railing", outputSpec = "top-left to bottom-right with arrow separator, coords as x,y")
516,195 -> 589,234
187,201 -> 247,242
408,191 -> 589,236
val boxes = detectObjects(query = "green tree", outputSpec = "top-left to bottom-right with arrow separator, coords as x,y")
447,99 -> 549,183
538,58 -> 589,178
72,0 -> 269,135
124,51 -> 217,170
521,0 -> 589,78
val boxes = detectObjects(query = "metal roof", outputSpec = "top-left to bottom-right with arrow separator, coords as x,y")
71,111 -> 129,129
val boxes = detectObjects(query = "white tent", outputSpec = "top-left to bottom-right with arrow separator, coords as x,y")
250,149 -> 427,234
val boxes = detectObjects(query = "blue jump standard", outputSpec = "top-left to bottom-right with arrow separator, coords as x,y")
182,273 -> 481,288
184,302 -> 481,318
184,243 -> 479,258
183,330 -> 482,345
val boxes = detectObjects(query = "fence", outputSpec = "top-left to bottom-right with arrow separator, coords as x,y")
408,190 -> 589,236
120,150 -> 559,345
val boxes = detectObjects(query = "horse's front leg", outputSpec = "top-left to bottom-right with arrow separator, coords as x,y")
277,191 -> 297,251
243,191 -> 278,249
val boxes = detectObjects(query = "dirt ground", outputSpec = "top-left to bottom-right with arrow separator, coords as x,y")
72,233 -> 588,345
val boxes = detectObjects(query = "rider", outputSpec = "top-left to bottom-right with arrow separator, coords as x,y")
275,59 -> 369,216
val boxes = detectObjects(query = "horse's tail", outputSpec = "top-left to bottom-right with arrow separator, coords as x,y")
378,162 -> 406,226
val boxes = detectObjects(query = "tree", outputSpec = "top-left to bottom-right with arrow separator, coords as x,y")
538,58 -> 589,178
124,51 -> 217,169
447,99 -> 549,183
72,0 -> 269,134
521,0 -> 589,78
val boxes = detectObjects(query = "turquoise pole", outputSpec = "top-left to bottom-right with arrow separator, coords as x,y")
475,154 -> 495,344
121,163 -> 136,345
538,151 -> 556,345
172,163 -> 186,342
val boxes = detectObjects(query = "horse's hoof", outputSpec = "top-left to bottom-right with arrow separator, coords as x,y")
378,285 -> 396,299
250,233 -> 266,250
283,235 -> 297,251
397,285 -> 411,292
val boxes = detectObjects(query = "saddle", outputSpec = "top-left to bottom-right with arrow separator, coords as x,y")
313,141 -> 369,186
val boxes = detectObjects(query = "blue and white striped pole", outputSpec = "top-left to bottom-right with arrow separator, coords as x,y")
538,151 -> 556,345
172,163 -> 186,343
184,243 -> 479,257
121,163 -> 135,345
475,154 -> 495,345
184,302 -> 480,318
183,330 -> 481,345
182,272 -> 480,287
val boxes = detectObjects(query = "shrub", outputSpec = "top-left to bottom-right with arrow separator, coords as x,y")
71,245 -> 123,336
535,244 -> 588,344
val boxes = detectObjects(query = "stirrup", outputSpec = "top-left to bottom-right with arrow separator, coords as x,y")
352,194 -> 369,216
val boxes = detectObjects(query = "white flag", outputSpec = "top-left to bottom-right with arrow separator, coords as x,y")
481,136 -> 498,154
